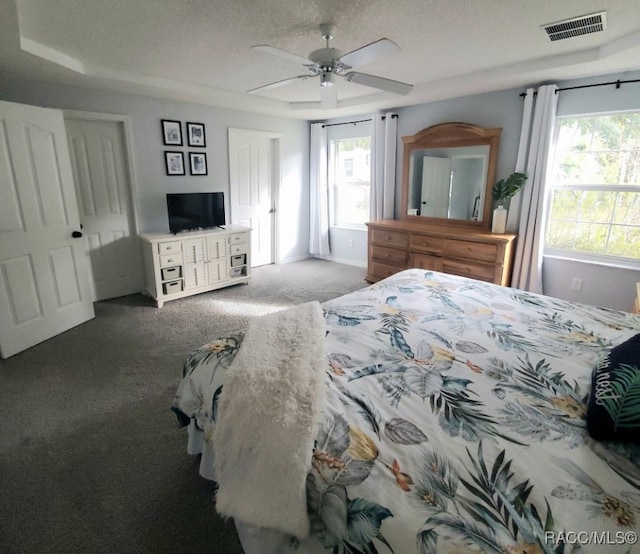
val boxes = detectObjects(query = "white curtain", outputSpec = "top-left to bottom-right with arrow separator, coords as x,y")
510,84 -> 558,293
309,122 -> 330,256
370,112 -> 398,220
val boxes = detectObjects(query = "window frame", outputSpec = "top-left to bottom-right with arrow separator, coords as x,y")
327,122 -> 373,231
543,110 -> 640,269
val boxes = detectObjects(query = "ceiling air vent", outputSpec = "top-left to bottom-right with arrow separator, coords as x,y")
542,11 -> 607,42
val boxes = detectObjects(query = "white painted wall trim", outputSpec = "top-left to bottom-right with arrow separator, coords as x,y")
313,254 -> 367,268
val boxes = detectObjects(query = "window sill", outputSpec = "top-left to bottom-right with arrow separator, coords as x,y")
544,252 -> 640,271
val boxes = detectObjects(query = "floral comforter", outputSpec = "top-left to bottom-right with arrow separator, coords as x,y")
172,269 -> 640,554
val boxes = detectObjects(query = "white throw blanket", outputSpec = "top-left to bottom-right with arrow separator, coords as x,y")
212,301 -> 328,539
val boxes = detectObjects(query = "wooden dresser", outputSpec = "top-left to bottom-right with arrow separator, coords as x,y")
366,219 -> 517,286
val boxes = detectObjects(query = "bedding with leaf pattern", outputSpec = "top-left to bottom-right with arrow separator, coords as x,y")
172,269 -> 640,554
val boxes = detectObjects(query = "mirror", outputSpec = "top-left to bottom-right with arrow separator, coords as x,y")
401,122 -> 501,228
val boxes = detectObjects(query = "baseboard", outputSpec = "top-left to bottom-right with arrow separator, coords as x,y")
313,254 -> 367,268
276,254 -> 312,265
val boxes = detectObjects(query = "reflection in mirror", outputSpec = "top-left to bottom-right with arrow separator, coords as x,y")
401,122 -> 501,228
408,146 -> 489,221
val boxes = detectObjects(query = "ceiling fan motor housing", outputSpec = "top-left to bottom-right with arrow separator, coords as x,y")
308,48 -> 349,74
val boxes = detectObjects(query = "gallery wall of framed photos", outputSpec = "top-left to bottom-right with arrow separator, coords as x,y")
161,119 -> 207,176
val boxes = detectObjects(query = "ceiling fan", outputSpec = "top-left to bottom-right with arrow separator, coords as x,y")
247,23 -> 414,109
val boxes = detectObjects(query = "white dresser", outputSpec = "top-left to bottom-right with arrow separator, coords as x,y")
139,225 -> 251,307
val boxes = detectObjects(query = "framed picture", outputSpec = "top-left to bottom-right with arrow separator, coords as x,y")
189,152 -> 208,175
164,151 -> 185,175
161,119 -> 182,146
186,122 -> 206,147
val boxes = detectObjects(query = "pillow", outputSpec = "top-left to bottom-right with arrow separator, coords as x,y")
587,333 -> 640,443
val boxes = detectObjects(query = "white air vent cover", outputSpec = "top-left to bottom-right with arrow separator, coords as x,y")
542,11 -> 607,41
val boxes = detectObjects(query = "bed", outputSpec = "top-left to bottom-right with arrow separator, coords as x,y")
172,269 -> 640,554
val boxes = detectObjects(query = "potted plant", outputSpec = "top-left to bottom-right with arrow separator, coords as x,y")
491,172 -> 527,233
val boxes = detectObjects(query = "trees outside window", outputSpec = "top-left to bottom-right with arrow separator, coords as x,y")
545,112 -> 640,263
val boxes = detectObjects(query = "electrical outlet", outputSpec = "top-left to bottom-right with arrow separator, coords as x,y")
571,278 -> 583,291
348,239 -> 354,248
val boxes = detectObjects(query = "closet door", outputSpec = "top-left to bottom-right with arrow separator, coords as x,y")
65,117 -> 140,301
421,156 -> 452,218
0,100 -> 94,358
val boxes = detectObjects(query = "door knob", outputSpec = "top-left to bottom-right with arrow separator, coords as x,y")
268,208 -> 276,213
72,230 -> 83,238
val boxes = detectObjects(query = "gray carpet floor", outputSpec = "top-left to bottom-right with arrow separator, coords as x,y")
0,258 -> 367,554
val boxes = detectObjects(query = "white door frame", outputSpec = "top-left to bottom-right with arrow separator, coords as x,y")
63,110 -> 141,297
228,128 -> 281,265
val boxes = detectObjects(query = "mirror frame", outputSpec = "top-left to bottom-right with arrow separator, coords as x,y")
401,122 -> 502,228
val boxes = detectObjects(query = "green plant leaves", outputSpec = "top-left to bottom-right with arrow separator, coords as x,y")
492,172 -> 527,202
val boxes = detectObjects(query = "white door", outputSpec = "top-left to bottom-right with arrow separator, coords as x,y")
228,128 -> 279,267
65,118 -> 140,300
0,100 -> 94,359
421,156 -> 452,218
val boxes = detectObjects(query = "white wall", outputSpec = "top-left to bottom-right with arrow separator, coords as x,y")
0,78 -> 310,264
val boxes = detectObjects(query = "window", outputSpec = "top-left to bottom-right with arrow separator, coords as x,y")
344,158 -> 354,177
545,112 -> 640,264
329,137 -> 371,227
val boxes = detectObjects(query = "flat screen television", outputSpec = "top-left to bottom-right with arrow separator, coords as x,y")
166,192 -> 225,234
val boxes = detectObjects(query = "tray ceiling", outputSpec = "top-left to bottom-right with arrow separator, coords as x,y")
1,0 -> 639,119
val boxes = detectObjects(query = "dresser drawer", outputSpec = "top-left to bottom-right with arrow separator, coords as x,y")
158,240 -> 182,255
230,243 -> 247,255
446,239 -> 498,263
370,261 -> 404,281
410,234 -> 444,254
370,228 -> 408,248
371,245 -> 407,266
159,253 -> 182,268
229,232 -> 248,245
441,258 -> 496,282
411,253 -> 442,271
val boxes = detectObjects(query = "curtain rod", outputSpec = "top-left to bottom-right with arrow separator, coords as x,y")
519,78 -> 640,97
321,113 -> 398,128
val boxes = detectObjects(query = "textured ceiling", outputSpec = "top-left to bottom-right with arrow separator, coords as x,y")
1,0 -> 639,119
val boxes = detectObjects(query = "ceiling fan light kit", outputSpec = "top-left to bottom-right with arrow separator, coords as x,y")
248,23 -> 414,107
320,71 -> 334,87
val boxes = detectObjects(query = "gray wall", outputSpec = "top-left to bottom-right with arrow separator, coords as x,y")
2,70 -> 638,310
0,78 -> 310,264
543,70 -> 640,311
319,89 -> 525,268
321,70 -> 640,311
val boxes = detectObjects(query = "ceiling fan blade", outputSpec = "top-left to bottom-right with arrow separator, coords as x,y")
252,45 -> 314,66
339,38 -> 400,68
345,71 -> 413,95
247,75 -> 310,94
320,85 -> 338,109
